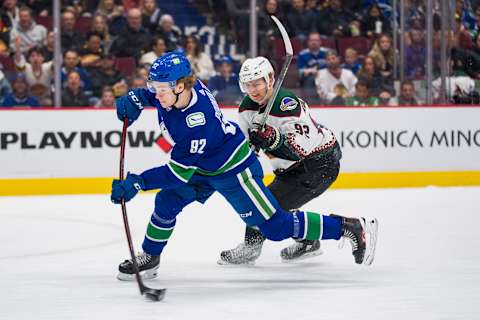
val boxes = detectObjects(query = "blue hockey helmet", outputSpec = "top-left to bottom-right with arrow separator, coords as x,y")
147,52 -> 192,92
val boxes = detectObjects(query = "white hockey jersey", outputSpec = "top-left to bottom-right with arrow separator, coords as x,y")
238,88 -> 337,171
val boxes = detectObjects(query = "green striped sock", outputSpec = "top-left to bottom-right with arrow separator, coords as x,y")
304,211 -> 323,240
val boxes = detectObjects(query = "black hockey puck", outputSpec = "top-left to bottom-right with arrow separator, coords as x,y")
144,288 -> 167,302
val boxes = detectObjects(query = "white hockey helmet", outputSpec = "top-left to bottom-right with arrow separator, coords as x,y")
238,57 -> 274,93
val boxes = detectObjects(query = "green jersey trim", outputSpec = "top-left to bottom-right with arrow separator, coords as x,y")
167,140 -> 253,183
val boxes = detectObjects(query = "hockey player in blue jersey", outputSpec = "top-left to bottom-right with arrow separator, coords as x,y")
111,52 -> 378,280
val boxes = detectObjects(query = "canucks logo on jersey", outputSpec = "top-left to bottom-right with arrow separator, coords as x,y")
186,112 -> 206,128
280,97 -> 298,111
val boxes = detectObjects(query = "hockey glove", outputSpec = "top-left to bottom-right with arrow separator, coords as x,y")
249,125 -> 282,151
115,89 -> 150,126
111,172 -> 145,204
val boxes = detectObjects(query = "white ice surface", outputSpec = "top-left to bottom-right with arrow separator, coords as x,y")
1,187 -> 479,320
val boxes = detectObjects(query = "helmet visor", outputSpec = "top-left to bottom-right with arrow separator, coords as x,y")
147,80 -> 176,94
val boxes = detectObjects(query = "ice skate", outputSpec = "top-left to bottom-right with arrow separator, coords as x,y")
117,252 -> 160,281
218,242 -> 263,265
333,214 -> 378,265
280,239 -> 323,262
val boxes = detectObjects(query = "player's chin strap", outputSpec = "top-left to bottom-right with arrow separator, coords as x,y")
163,87 -> 185,109
173,87 -> 184,107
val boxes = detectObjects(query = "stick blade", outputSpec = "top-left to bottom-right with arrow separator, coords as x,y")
270,15 -> 293,55
143,288 -> 167,302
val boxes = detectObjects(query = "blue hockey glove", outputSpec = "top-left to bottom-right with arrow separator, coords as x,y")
249,125 -> 282,151
111,172 -> 146,204
115,89 -> 150,126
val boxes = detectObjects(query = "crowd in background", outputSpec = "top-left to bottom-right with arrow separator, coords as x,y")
1,0 -> 480,107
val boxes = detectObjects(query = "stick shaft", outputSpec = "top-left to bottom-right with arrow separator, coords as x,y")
259,15 -> 293,128
119,118 -> 145,295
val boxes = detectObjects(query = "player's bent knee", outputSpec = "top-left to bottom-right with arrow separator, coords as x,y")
258,210 -> 294,241
154,193 -> 181,221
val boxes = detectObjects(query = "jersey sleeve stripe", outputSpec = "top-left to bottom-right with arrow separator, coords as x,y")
169,159 -> 197,170
196,140 -> 252,176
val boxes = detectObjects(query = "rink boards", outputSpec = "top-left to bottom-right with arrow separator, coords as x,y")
0,106 -> 479,195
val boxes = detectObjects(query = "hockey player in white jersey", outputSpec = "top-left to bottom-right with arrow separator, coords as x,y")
219,57 -> 351,264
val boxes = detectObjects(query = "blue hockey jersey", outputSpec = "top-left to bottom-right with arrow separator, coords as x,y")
139,80 -> 255,190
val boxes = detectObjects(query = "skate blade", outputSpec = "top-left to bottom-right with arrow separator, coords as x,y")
117,267 -> 159,281
281,248 -> 324,263
216,258 -> 256,266
362,218 -> 378,266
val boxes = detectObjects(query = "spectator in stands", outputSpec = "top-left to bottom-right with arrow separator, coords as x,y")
462,33 -> 480,79
357,55 -> 395,103
362,0 -> 393,19
61,10 -> 86,51
84,0 -> 99,15
142,0 -> 162,33
123,0 -> 142,11
432,57 -> 476,101
225,0 -> 251,52
388,80 -> 422,106
24,0 -> 50,17
95,0 -> 125,36
139,36 -> 166,66
0,68 -> 12,104
472,6 -> 480,35
129,76 -> 146,89
258,0 -> 285,56
346,80 -> 380,106
94,85 -> 115,107
2,72 -> 39,107
135,65 -> 149,79
1,0 -> 19,26
41,31 -> 54,62
155,14 -> 182,52
361,3 -> 391,38
0,4 -> 15,56
96,0 -> 123,19
79,32 -> 105,72
208,55 -> 242,104
286,0 -> 316,40
91,14 -> 112,53
341,47 -> 362,75
330,83 -> 349,105
297,32 -> 329,88
405,28 -> 426,78
183,35 -> 215,82
61,49 -> 93,93
316,0 -> 357,37
62,0 -> 87,17
368,34 -> 396,79
90,53 -> 125,97
62,70 -> 90,107
14,44 -> 52,105
9,6 -> 47,54
110,8 -> 152,61
315,50 -> 357,103
306,0 -> 320,11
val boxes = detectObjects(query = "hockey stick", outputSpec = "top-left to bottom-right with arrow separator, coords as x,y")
119,118 -> 166,302
258,15 -> 293,129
